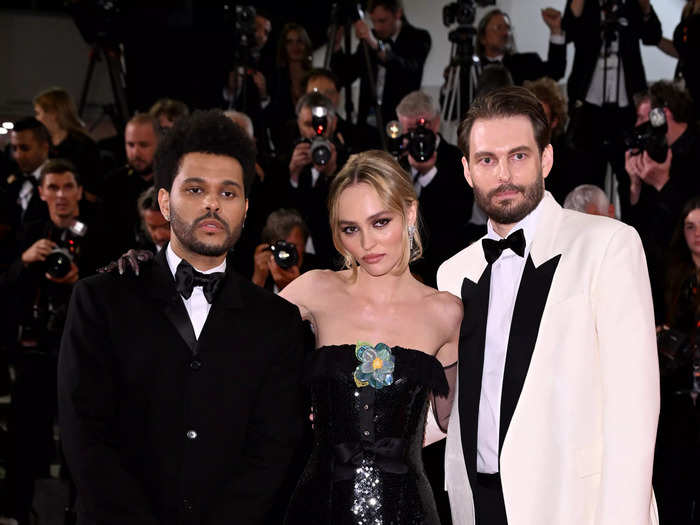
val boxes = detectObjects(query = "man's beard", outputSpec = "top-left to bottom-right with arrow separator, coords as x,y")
129,159 -> 153,178
169,204 -> 243,257
474,175 -> 544,226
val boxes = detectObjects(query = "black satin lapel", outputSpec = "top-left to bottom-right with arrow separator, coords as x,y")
499,254 -> 561,452
147,249 -> 197,353
459,269 -> 491,488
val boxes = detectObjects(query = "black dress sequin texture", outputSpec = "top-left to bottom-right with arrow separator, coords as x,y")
285,344 -> 449,525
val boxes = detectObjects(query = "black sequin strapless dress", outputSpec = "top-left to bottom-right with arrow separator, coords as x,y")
285,344 -> 449,525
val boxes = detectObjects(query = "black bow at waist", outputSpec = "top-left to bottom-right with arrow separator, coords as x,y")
332,437 -> 408,481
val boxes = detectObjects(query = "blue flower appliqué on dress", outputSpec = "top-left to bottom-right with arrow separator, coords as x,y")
353,342 -> 395,389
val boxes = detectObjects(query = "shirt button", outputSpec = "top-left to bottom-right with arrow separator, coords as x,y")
363,430 -> 370,437
189,360 -> 202,371
186,430 -> 197,440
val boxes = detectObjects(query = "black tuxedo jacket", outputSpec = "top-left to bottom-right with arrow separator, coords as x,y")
499,41 -> 567,85
3,172 -> 48,229
562,1 -> 662,106
331,21 -> 431,128
58,248 -> 306,524
409,138 -> 473,288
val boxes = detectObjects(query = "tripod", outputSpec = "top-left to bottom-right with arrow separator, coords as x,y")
440,25 -> 477,142
78,39 -> 129,134
323,2 -> 387,151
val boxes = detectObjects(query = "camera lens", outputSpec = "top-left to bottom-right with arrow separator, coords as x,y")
310,138 -> 331,166
270,240 -> 299,270
45,248 -> 73,279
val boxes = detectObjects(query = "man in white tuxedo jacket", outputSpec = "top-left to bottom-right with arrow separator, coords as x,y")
436,86 -> 659,525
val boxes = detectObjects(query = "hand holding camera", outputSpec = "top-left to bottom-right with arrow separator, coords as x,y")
22,238 -> 57,265
252,240 -> 300,290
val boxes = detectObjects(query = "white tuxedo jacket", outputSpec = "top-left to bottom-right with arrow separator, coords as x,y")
436,193 -> 659,525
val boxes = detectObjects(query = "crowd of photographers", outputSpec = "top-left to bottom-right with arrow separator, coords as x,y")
1,0 -> 700,523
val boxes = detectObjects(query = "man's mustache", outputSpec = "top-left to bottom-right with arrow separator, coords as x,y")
488,183 -> 524,199
193,211 -> 231,233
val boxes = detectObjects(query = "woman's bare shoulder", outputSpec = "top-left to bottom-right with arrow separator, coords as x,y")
422,287 -> 464,329
280,269 -> 349,302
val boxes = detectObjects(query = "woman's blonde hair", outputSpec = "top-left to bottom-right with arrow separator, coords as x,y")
328,150 -> 422,279
33,87 -> 89,137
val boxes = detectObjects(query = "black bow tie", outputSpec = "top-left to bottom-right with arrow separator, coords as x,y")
482,228 -> 526,264
174,259 -> 225,304
20,173 -> 38,187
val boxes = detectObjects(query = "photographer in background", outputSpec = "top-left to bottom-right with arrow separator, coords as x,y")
148,97 -> 190,130
1,159 -> 104,525
562,0 -> 662,218
625,81 -> 700,320
331,0 -> 431,132
136,187 -> 170,253
394,91 -> 473,288
286,92 -> 348,269
102,113 -> 161,261
654,195 -> 700,525
252,209 -> 313,293
473,7 -> 566,86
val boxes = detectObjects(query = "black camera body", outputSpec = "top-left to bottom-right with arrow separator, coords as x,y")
443,0 -> 496,27
624,106 -> 669,164
45,221 -> 88,279
385,118 -> 437,162
266,240 -> 299,270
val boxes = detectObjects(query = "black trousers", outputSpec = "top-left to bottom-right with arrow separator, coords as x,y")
6,350 -> 57,524
474,473 -> 508,525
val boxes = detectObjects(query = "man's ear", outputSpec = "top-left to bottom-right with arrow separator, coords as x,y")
541,144 -> 554,180
76,185 -> 83,202
38,184 -> 46,202
462,156 -> 474,188
158,188 -> 170,221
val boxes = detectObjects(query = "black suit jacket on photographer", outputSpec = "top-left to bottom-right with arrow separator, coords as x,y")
102,164 -> 154,261
1,212 -> 106,349
480,40 -> 567,86
628,127 -> 700,321
58,247 -> 307,525
562,1 -> 662,107
408,137 -> 474,288
331,21 -> 431,129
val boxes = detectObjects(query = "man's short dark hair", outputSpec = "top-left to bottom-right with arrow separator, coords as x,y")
128,112 -> 162,139
137,186 -> 159,213
368,0 -> 402,13
458,86 -> 550,160
39,158 -> 81,187
302,68 -> 340,93
154,110 -> 257,197
12,117 -> 50,145
635,80 -> 695,124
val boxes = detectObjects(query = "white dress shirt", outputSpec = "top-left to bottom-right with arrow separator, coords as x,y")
477,198 -> 544,474
165,244 -> 226,340
585,7 -> 628,107
17,164 -> 43,213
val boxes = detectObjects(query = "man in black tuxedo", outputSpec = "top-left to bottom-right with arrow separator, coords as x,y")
562,0 -> 662,218
58,110 -> 306,524
4,117 -> 50,231
396,91 -> 474,289
331,0 -> 431,134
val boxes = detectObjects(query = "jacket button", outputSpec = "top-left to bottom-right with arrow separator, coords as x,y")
189,360 -> 202,371
186,430 -> 197,440
363,404 -> 369,410
362,430 -> 370,437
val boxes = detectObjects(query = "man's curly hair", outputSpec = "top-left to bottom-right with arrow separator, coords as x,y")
154,109 -> 257,197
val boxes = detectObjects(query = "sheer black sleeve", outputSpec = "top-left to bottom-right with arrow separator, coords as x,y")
431,361 -> 457,433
